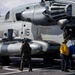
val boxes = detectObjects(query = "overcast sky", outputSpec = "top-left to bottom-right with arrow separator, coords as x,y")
0,0 -> 40,16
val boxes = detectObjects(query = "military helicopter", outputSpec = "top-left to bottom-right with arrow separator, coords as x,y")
0,0 -> 75,65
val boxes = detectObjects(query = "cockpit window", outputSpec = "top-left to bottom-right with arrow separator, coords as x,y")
5,11 -> 10,20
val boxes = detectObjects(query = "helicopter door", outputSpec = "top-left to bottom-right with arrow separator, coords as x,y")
8,29 -> 13,40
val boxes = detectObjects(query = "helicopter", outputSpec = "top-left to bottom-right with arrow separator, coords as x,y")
0,0 -> 75,65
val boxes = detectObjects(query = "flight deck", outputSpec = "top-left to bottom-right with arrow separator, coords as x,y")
0,58 -> 75,75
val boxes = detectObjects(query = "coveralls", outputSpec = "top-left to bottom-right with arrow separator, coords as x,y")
20,42 -> 32,71
67,40 -> 75,70
60,41 -> 69,72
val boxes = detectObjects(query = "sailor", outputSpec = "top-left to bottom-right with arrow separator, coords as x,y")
67,40 -> 75,70
60,40 -> 69,72
19,39 -> 32,71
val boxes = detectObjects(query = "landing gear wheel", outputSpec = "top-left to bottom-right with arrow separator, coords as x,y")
43,57 -> 54,64
1,56 -> 10,66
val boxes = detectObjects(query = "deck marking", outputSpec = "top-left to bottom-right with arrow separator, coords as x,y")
0,66 -> 41,75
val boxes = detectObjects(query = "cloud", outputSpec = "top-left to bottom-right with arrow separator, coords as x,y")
0,0 -> 40,15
